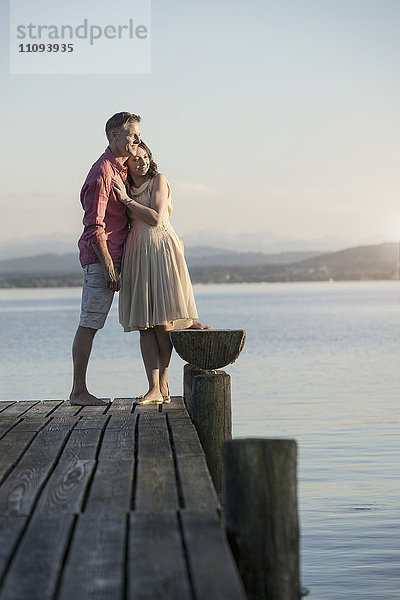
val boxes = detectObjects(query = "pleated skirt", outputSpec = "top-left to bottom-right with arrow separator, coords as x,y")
119,220 -> 198,331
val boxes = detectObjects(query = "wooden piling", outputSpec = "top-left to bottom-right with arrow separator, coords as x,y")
184,368 -> 232,497
183,363 -> 204,407
223,438 -> 300,600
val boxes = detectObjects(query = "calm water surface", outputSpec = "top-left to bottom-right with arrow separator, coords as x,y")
0,281 -> 399,599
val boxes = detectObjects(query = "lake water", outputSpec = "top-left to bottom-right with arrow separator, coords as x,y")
0,281 -> 399,599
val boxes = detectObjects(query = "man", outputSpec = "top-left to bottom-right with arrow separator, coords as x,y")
70,112 -> 210,407
69,112 -> 141,406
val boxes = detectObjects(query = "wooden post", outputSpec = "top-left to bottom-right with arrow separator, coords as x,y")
184,369 -> 232,497
223,438 -> 300,600
183,363 -> 204,408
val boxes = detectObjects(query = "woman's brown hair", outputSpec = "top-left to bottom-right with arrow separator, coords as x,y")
138,141 -> 158,178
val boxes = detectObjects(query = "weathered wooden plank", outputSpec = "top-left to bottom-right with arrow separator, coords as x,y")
0,418 -> 23,440
0,417 -> 20,426
167,414 -> 205,457
180,510 -> 247,600
135,457 -> 179,511
60,428 -> 103,461
162,396 -> 190,419
0,429 -> 70,515
11,417 -> 50,433
20,400 -> 63,417
138,432 -> 172,458
75,415 -> 109,429
34,460 -> 96,515
84,459 -> 134,513
164,409 -> 190,418
78,402 -> 110,416
0,516 -> 27,581
0,401 -> 39,417
138,412 -> 171,458
0,403 -> 16,414
138,408 -> 169,430
57,513 -> 126,600
127,511 -> 191,600
42,415 -> 80,431
135,402 -> 162,417
17,429 -> 70,463
137,408 -> 166,423
0,459 -> 15,487
48,402 -> 82,416
0,430 -> 38,482
0,516 -> 74,600
177,456 -> 220,511
145,397 -> 188,417
0,461 -> 58,515
163,396 -> 187,411
97,423 -> 135,460
107,398 -> 135,414
0,430 -> 38,454
107,414 -> 136,429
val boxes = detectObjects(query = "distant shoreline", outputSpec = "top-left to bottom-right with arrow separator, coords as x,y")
0,274 -> 398,289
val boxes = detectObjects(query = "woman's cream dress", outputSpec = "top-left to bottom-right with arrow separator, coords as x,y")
119,177 -> 198,331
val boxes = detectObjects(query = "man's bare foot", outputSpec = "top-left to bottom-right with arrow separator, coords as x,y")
69,391 -> 108,406
189,320 -> 212,330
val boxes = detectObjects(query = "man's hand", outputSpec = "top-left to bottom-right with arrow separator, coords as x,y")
91,240 -> 120,291
104,264 -> 120,291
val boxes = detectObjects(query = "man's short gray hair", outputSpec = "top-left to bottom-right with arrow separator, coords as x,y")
105,112 -> 141,141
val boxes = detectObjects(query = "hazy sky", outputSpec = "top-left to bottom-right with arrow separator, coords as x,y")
1,0 -> 399,251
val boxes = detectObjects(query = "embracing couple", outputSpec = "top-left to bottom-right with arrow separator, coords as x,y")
69,112 -> 210,407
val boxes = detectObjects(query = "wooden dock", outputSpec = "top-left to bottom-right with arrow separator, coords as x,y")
0,398 -> 246,600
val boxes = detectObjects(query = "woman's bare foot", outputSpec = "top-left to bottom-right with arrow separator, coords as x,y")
189,320 -> 212,330
69,391 -> 108,406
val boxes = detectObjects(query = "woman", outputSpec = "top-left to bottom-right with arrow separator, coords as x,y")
112,142 -> 199,404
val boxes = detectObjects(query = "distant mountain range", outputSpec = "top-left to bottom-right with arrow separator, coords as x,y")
188,243 -> 399,283
185,247 -> 322,266
0,243 -> 398,287
0,230 -> 389,260
0,247 -> 324,276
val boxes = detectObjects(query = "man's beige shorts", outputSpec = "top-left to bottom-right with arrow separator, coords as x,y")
79,263 -> 116,330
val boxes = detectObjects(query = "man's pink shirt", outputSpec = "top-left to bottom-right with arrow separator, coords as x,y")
78,147 -> 128,268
